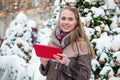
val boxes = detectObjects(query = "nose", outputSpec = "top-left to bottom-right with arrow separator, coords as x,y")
64,19 -> 69,24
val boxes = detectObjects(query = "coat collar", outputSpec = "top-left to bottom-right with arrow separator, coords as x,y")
50,28 -> 71,49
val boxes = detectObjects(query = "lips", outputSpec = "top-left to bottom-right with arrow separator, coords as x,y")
63,26 -> 70,29
62,24 -> 70,28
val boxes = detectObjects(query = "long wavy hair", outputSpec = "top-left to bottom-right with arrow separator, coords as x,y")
57,6 -> 95,58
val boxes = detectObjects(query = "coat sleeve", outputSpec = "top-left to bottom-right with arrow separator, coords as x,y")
62,54 -> 91,80
39,60 -> 51,76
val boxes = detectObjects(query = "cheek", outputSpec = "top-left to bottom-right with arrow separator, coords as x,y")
71,21 -> 77,28
59,20 -> 63,26
69,23 -> 77,31
71,25 -> 76,31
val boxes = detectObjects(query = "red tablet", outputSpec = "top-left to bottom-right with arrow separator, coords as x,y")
33,44 -> 62,59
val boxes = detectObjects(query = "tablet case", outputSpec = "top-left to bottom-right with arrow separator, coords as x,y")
33,44 -> 62,59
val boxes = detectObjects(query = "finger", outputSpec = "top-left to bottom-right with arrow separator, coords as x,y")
57,53 -> 65,59
53,54 -> 61,60
54,54 -> 63,60
57,53 -> 64,57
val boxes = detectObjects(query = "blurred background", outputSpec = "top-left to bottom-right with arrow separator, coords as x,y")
0,0 -> 120,80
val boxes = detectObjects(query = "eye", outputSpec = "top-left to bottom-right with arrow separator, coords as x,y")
68,17 -> 74,21
61,17 -> 66,20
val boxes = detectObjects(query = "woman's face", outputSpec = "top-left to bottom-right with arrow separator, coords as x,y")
59,9 -> 77,33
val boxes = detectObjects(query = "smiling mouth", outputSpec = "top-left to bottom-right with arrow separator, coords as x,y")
63,25 -> 70,28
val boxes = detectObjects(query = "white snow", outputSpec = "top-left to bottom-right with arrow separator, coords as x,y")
0,0 -> 120,80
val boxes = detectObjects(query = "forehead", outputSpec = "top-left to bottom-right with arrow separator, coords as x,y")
60,9 -> 75,17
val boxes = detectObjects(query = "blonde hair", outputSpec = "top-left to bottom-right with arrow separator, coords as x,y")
59,6 -> 95,58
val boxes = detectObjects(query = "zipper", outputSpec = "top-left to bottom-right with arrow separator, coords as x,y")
55,62 -> 60,80
55,62 -> 59,70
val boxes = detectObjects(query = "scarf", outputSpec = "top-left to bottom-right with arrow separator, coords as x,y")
55,27 -> 69,44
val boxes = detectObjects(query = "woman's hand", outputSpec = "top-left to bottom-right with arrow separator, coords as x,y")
53,53 -> 70,66
40,58 -> 49,68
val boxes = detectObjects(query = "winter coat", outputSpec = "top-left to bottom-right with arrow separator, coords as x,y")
39,30 -> 91,80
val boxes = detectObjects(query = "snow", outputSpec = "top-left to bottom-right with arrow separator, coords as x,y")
109,77 -> 120,80
91,7 -> 105,18
111,35 -> 120,51
91,35 -> 112,56
91,58 -> 100,71
0,0 -> 120,80
106,0 -> 116,10
110,15 -> 119,29
37,25 -> 52,45
27,20 -> 37,28
112,51 -> 120,62
84,27 -> 95,40
99,65 -> 114,78
99,52 -> 109,63
0,12 -> 46,80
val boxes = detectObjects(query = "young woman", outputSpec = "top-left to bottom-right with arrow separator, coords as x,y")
39,6 -> 95,80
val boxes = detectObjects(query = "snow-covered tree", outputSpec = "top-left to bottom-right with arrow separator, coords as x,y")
1,12 -> 33,63
1,0 -> 119,80
37,0 -> 120,80
0,12 -> 46,80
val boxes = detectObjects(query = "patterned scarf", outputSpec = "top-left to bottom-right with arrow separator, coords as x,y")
55,27 -> 69,44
